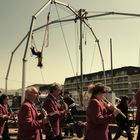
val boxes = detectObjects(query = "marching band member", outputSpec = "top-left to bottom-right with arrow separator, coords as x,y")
17,86 -> 48,140
42,83 -> 68,140
84,83 -> 120,140
135,89 -> 140,140
0,94 -> 11,140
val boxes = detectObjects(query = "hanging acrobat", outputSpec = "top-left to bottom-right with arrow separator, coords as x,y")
31,35 -> 43,68
30,12 -> 50,68
31,48 -> 43,67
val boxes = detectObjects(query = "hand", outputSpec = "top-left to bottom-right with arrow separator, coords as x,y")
41,108 -> 48,117
42,117 -> 48,124
113,108 -> 121,117
107,104 -> 115,111
14,110 -> 19,114
49,111 -> 59,116
9,112 -> 15,118
65,109 -> 69,114
64,103 -> 68,111
3,114 -> 9,120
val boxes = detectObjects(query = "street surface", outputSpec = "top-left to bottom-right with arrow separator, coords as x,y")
0,127 -> 138,140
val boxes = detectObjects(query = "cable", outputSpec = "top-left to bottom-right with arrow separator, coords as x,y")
84,23 -> 87,46
40,69 -> 46,83
89,41 -> 96,73
83,24 -> 88,72
56,4 -> 75,15
41,4 -> 52,52
55,3 -> 76,76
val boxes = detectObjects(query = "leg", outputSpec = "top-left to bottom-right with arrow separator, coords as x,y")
113,126 -> 124,140
45,136 -> 54,140
46,135 -> 63,140
53,135 -> 63,140
64,127 -> 69,136
124,126 -> 133,140
137,125 -> 140,140
2,123 -> 10,140
2,135 -> 10,140
69,127 -> 74,137
108,130 -> 112,140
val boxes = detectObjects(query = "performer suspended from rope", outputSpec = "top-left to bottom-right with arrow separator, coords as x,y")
30,11 -> 50,68
31,46 -> 43,68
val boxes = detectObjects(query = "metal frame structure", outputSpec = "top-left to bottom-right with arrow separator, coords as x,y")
5,0 -> 140,105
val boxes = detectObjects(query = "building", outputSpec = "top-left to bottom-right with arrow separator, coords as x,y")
64,66 -> 140,103
9,84 -> 52,108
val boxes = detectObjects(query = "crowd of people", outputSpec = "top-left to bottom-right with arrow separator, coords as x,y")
0,82 -> 140,140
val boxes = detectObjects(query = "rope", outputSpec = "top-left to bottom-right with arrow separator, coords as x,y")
83,23 -> 87,72
31,5 -> 52,68
55,4 -> 75,15
31,34 -> 37,50
55,4 -> 75,76
90,42 -> 96,72
84,23 -> 87,45
41,4 -> 52,53
31,4 -> 52,68
41,12 -> 50,52
40,69 -> 45,83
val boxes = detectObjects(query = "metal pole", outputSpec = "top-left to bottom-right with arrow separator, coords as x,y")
110,38 -> 113,91
33,11 -> 140,34
5,34 -> 28,94
52,0 -> 85,106
55,1 -> 106,85
84,23 -> 106,85
86,11 -> 140,19
21,0 -> 52,103
96,40 -> 106,85
32,8 -> 140,88
79,9 -> 83,107
22,16 -> 36,103
6,0 -> 140,99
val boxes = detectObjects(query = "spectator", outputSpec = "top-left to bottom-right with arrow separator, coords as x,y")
63,91 -> 77,137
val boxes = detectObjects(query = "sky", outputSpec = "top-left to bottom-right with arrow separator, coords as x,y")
1,0 -> 140,90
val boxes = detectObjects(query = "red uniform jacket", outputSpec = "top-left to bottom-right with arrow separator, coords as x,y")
84,98 -> 115,140
0,104 -> 9,135
135,90 -> 140,123
42,94 -> 65,137
17,100 -> 43,140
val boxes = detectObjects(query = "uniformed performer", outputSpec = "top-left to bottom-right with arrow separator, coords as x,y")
84,82 -> 120,140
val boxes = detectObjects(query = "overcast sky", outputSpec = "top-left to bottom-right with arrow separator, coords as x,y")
1,0 -> 140,90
